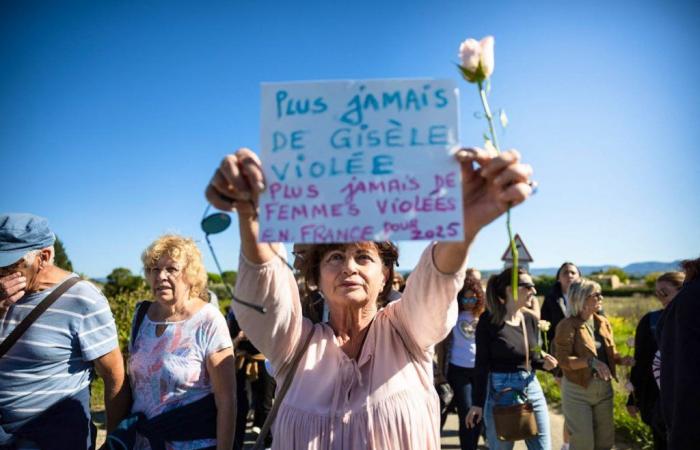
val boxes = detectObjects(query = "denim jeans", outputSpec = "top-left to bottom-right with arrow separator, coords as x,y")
447,364 -> 481,450
484,371 -> 551,450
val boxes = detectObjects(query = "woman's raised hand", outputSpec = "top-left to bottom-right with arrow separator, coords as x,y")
205,148 -> 265,218
455,147 -> 534,240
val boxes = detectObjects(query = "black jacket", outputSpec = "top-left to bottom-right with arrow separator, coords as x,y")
658,278 -> 700,450
628,309 -> 662,424
540,284 -> 567,348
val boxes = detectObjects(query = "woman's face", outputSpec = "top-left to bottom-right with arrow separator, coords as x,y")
515,274 -> 537,308
459,289 -> 479,311
145,255 -> 190,303
558,264 -> 580,294
318,244 -> 388,311
655,281 -> 681,307
581,290 -> 603,318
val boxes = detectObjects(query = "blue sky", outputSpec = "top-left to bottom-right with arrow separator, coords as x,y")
1,0 -> 698,278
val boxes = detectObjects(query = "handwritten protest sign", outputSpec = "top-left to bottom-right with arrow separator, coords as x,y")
259,79 -> 462,243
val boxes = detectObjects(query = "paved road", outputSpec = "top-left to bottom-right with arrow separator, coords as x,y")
97,402 -> 640,449
440,403 -> 640,449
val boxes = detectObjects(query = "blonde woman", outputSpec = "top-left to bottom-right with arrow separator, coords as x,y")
123,235 -> 236,450
554,279 -> 633,450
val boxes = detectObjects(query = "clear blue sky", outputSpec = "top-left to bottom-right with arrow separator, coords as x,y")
1,0 -> 698,278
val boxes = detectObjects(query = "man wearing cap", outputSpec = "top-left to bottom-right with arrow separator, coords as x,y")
0,213 -> 129,449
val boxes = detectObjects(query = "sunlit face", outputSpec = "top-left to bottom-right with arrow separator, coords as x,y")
558,264 -> 580,294
581,289 -> 603,318
145,255 -> 190,303
318,244 -> 388,310
516,274 -> 537,307
655,281 -> 680,307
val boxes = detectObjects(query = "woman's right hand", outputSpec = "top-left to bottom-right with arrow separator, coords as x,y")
466,406 -> 483,428
591,358 -> 612,381
205,148 -> 265,219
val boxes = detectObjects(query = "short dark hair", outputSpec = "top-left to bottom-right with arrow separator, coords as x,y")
297,242 -> 399,305
681,256 -> 700,283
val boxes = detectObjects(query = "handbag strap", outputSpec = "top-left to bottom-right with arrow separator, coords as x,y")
0,275 -> 81,358
521,314 -> 531,372
252,327 -> 315,450
129,301 -> 152,351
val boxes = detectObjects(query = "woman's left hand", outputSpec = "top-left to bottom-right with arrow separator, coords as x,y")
541,352 -> 558,371
455,148 -> 534,240
621,356 -> 635,366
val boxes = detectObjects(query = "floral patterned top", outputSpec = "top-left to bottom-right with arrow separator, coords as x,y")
128,302 -> 232,450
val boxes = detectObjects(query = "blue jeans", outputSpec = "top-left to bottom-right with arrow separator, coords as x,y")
484,371 -> 551,450
447,364 -> 481,450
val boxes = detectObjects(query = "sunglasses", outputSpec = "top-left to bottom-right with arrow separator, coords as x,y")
460,296 -> 479,305
517,282 -> 536,290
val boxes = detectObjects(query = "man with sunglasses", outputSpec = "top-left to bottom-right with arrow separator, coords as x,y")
0,213 -> 129,449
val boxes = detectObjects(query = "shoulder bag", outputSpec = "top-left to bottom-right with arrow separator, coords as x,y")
491,315 -> 539,441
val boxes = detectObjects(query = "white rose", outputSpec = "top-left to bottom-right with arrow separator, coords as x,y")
458,38 -> 481,73
539,320 -> 551,332
479,36 -> 495,78
457,36 -> 495,83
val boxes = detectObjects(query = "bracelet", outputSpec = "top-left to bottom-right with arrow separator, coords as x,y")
587,357 -> 596,370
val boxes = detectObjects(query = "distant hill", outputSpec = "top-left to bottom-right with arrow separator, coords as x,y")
525,260 -> 682,277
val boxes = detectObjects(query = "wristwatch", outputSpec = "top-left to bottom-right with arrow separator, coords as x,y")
587,357 -> 596,370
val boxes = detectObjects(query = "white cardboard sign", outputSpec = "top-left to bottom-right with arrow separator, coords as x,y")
259,78 -> 462,243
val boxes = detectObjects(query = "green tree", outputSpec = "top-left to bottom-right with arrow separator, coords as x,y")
104,267 -> 147,298
644,272 -> 663,289
208,272 -> 222,284
221,271 -> 237,287
534,274 -> 556,296
53,236 -> 73,272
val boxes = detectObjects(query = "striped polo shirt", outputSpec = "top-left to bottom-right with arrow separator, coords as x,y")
0,275 -> 118,432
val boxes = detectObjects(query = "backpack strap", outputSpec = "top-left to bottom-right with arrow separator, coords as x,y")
129,301 -> 152,351
0,276 -> 81,358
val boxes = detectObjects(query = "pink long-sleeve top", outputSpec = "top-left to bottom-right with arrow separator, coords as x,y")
232,243 -> 465,450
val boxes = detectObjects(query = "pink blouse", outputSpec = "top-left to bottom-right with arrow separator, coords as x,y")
232,243 -> 465,450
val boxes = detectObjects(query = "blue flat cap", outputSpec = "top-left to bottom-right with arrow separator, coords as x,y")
0,213 -> 56,267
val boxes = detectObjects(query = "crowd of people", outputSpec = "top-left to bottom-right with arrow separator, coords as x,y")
0,145 -> 698,450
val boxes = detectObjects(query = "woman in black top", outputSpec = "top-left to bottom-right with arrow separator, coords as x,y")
627,271 -> 684,450
466,268 -> 558,450
540,262 -> 579,449
541,262 -> 580,348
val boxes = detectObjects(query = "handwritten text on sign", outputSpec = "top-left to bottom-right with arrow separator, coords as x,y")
259,79 -> 462,243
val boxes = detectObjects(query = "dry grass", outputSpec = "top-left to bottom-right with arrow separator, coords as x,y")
602,295 -> 660,323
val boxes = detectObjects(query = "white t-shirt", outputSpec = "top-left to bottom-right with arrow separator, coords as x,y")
449,310 -> 478,368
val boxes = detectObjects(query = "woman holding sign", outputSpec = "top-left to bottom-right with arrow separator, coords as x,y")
205,146 -> 534,449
